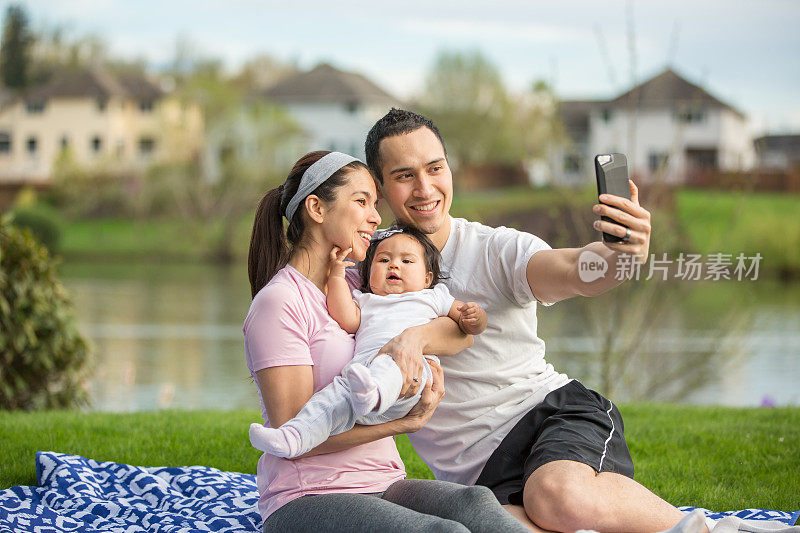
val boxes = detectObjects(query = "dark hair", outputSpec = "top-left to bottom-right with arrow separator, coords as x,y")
365,108 -> 447,184
248,151 -> 369,298
359,224 -> 443,293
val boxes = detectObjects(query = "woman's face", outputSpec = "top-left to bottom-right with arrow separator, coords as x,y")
319,167 -> 381,261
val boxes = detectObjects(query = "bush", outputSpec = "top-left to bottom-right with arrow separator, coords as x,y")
8,205 -> 62,254
0,216 -> 92,410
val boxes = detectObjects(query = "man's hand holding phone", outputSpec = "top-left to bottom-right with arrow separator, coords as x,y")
593,154 -> 651,264
593,179 -> 651,264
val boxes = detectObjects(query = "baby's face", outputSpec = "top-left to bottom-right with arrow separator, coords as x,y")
368,234 -> 434,296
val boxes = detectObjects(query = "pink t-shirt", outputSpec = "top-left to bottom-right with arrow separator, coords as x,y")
243,265 -> 406,520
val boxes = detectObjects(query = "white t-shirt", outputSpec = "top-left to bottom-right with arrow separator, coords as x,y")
351,284 -> 455,365
407,217 -> 571,485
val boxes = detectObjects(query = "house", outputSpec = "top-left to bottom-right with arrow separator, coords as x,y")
0,68 -> 203,184
262,63 -> 403,160
553,68 -> 755,185
754,134 -> 800,170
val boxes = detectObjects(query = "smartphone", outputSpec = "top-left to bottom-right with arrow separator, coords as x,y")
594,153 -> 631,243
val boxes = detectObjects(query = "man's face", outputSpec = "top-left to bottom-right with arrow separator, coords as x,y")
377,127 -> 453,248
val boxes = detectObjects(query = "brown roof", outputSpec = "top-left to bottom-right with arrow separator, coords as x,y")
25,68 -> 163,101
609,68 -> 744,117
263,63 -> 399,105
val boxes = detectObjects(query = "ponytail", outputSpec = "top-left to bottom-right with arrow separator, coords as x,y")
248,184 -> 287,298
247,151 -> 369,299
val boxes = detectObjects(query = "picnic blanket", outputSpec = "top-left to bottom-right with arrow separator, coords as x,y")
0,452 -> 797,532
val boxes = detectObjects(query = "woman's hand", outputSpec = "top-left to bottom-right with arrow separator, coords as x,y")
395,359 -> 445,433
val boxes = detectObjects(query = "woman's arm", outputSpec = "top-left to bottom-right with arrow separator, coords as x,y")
255,359 -> 446,457
257,365 -> 315,428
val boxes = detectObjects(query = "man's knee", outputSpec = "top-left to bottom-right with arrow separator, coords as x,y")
523,462 -> 605,530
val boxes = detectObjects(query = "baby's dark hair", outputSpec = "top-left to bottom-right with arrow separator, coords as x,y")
359,224 -> 443,293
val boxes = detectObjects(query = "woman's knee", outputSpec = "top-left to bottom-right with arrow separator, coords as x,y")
427,519 -> 471,533
457,485 -> 497,507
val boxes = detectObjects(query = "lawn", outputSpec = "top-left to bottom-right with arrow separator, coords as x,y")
1,405 -> 798,512
50,188 -> 800,277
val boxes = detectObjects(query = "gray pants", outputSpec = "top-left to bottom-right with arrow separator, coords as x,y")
262,478 -> 531,533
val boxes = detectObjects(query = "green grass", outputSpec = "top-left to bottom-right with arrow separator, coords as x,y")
51,188 -> 800,274
1,406 -> 798,511
675,189 -> 800,274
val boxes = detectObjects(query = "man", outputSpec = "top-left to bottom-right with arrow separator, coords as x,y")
364,108 -> 689,533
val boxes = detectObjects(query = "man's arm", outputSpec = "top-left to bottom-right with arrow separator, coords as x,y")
377,315 -> 472,399
297,359 -> 446,457
527,180 -> 652,305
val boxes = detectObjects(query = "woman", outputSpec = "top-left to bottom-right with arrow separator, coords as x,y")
244,151 -> 531,532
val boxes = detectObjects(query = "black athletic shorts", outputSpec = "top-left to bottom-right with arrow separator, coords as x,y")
474,380 -> 634,506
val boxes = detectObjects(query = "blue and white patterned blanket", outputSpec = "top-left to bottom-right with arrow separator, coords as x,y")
0,452 -> 797,532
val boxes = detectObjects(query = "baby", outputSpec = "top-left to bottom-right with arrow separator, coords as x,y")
249,224 -> 487,458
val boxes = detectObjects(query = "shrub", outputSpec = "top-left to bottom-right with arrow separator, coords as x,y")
0,216 -> 92,410
9,205 -> 62,254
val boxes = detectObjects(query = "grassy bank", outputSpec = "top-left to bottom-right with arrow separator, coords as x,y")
52,188 -> 800,276
1,405 -> 798,511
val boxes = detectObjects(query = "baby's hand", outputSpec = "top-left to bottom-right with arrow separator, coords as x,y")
329,247 -> 354,278
458,302 -> 487,335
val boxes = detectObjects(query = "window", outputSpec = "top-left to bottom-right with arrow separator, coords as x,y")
60,136 -> 70,150
27,136 -> 38,156
97,99 -> 107,112
0,132 -> 11,153
139,136 -> 156,156
91,136 -> 103,154
139,101 -> 154,113
648,152 -> 669,172
675,108 -> 705,123
600,108 -> 613,123
26,101 -> 45,114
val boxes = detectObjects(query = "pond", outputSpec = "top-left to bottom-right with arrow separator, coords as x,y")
59,261 -> 800,412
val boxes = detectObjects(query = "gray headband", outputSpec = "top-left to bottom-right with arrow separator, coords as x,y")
284,152 -> 360,222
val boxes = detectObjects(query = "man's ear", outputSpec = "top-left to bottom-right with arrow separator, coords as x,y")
305,195 -> 325,224
425,271 -> 434,287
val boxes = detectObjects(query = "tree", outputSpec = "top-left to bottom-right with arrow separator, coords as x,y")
419,51 -> 566,173
150,45 -> 303,262
0,4 -> 33,90
419,50 -> 515,167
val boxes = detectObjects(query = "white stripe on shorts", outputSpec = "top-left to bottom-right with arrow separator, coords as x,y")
597,401 -> 615,472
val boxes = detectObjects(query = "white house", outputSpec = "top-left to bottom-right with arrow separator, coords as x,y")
554,68 -> 755,185
262,63 -> 403,160
0,68 -> 202,184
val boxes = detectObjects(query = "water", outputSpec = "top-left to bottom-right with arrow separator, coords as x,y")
59,262 -> 800,412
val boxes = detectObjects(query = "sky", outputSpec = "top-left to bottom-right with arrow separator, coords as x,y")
9,0 -> 800,135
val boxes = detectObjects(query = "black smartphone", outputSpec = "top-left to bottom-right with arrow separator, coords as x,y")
594,153 -> 631,243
